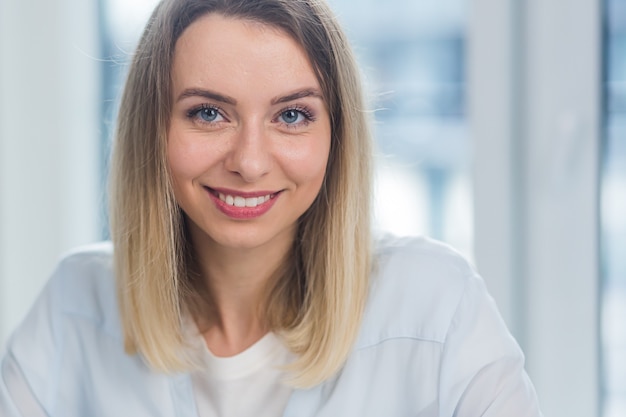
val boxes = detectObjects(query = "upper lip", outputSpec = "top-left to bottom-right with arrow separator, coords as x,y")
205,186 -> 280,198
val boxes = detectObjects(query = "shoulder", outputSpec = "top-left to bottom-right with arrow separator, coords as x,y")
2,242 -> 120,412
2,242 -> 180,415
356,235 -> 484,348
374,234 -> 475,281
301,237 -> 539,414
45,241 -> 120,338
5,241 -> 120,359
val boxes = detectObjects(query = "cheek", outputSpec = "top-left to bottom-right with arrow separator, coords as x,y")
168,144 -> 193,181
167,133 -> 217,184
282,137 -> 331,186
167,143 -> 194,195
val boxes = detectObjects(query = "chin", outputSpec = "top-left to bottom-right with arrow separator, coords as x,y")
207,226 -> 295,252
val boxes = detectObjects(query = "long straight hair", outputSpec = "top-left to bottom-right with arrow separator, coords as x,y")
109,0 -> 373,387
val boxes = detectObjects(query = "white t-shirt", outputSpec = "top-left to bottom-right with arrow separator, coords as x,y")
189,331 -> 295,417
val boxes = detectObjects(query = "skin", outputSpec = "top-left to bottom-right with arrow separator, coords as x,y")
168,13 -> 331,356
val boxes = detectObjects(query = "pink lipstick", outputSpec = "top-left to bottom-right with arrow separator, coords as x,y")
205,187 -> 280,219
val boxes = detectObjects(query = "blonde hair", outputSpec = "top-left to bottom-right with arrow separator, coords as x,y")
109,0 -> 372,387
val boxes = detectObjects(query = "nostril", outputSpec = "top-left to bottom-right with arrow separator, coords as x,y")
226,153 -> 272,182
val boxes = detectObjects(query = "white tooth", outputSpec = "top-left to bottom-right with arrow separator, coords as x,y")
226,195 -> 234,206
257,196 -> 265,205
245,197 -> 257,207
219,193 -> 226,202
234,196 -> 246,207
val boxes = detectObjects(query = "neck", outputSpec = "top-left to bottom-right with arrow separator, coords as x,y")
188,223 -> 295,356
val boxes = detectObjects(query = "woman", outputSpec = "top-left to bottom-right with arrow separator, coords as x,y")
0,0 -> 543,416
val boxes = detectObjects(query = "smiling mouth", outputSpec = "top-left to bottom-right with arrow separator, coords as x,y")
206,188 -> 278,208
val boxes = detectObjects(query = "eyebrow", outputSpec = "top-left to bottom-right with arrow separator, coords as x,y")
271,88 -> 324,105
176,88 -> 237,105
176,87 -> 323,106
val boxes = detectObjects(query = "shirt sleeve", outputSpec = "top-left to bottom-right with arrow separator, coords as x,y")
0,351 -> 49,417
438,273 -> 543,417
0,261 -> 66,417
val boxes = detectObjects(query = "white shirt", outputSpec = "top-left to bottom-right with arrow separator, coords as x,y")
0,235 -> 543,416
189,330 -> 294,417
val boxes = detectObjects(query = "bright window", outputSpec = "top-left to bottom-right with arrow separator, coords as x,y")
602,0 -> 626,416
328,0 -> 471,256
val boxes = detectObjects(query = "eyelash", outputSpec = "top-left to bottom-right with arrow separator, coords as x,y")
186,104 -> 226,125
185,104 -> 317,128
276,105 -> 316,128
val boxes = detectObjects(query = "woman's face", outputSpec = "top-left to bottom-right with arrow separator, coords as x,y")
168,14 -> 331,253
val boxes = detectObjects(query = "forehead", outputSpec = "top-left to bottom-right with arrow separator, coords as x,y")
171,13 -> 320,97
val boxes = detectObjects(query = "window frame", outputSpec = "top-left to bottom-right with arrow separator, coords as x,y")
0,0 -> 102,347
470,0 -> 602,416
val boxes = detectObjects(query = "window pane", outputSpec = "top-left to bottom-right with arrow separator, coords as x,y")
328,0 -> 471,257
602,0 -> 626,416
99,0 -> 160,237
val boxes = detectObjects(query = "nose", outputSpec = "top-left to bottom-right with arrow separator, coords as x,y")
224,121 -> 272,183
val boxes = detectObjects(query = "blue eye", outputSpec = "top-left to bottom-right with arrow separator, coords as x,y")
186,105 -> 226,124
280,109 -> 305,124
198,107 -> 221,122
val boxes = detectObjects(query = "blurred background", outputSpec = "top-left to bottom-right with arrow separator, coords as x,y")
0,0 -> 623,416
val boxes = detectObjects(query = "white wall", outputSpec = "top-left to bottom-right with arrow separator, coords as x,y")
0,0 -> 101,347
